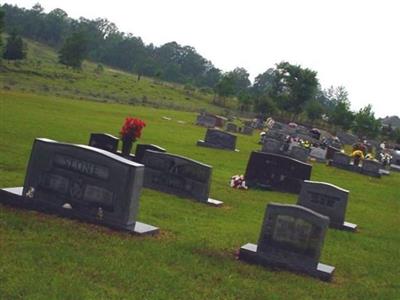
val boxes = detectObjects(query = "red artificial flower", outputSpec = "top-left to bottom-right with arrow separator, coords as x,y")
119,117 -> 146,141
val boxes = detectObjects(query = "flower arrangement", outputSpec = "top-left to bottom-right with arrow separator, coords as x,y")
120,117 -> 146,142
230,175 -> 248,190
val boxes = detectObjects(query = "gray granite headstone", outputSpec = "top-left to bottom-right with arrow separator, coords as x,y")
0,138 -> 158,235
298,180 -> 357,231
197,128 -> 238,151
244,151 -> 312,194
265,129 -> 288,141
239,203 -> 334,281
226,123 -> 238,133
142,150 -> 223,206
289,146 -> 310,162
261,138 -> 284,154
309,147 -> 327,162
89,133 -> 119,153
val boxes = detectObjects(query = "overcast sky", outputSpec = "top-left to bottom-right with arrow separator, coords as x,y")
4,0 -> 400,118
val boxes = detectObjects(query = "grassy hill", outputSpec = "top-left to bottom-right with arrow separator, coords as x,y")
0,37 -> 238,113
0,90 -> 399,299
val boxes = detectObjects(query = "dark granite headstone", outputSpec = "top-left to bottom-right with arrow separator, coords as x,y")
298,180 -> 357,231
89,133 -> 119,153
0,138 -> 158,235
197,128 -> 238,151
134,144 -> 166,163
239,203 -> 334,281
196,114 -> 217,127
244,151 -> 312,194
265,129 -> 288,141
289,146 -> 310,162
326,146 -> 341,160
226,123 -> 238,133
242,126 -> 254,136
332,152 -> 351,166
142,150 -> 222,206
261,138 -> 284,154
361,160 -> 382,177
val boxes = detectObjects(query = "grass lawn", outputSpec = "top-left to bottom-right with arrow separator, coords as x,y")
0,90 -> 399,299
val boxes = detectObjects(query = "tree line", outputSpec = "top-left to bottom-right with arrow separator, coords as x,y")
1,4 -> 399,142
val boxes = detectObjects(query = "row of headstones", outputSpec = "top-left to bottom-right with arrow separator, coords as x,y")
241,151 -> 357,281
0,137 -> 355,281
331,152 -> 384,178
261,137 -> 311,162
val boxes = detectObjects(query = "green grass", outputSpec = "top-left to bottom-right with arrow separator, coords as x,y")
0,90 -> 399,299
0,37 -> 238,113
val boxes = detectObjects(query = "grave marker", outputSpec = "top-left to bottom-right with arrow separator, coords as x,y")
134,144 -> 166,163
239,203 -> 334,281
361,160 -> 382,178
0,138 -> 158,235
197,128 -> 238,151
244,151 -> 312,194
142,150 -> 223,206
261,138 -> 284,154
289,146 -> 310,162
297,180 -> 357,231
89,133 -> 119,153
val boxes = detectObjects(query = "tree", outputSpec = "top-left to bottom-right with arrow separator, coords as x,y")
273,62 -> 319,119
3,31 -> 26,60
214,73 -> 235,106
328,99 -> 354,131
58,31 -> 88,68
352,104 -> 381,138
305,100 -> 323,124
225,67 -> 251,95
253,94 -> 277,115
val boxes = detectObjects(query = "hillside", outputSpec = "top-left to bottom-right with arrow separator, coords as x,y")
0,37 -> 238,113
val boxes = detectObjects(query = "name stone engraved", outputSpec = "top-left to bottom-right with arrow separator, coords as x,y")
0,138 -> 158,235
244,151 -> 312,194
142,150 -> 223,206
297,180 -> 357,231
239,203 -> 335,281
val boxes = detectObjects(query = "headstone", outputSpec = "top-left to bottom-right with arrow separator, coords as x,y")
134,144 -> 166,163
142,150 -> 223,206
289,146 -> 310,162
89,133 -> 119,153
226,123 -> 238,133
297,180 -> 357,231
239,203 -> 334,281
197,128 -> 238,151
332,152 -> 351,166
261,138 -> 284,154
265,129 -> 288,141
325,146 -> 341,160
244,151 -> 312,194
309,147 -> 327,162
0,138 -> 158,235
242,126 -> 254,136
361,160 -> 382,178
196,113 -> 217,127
337,131 -> 358,145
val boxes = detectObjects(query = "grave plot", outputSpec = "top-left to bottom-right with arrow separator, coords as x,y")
197,128 -> 239,151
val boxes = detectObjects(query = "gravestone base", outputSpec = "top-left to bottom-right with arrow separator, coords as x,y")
390,164 -> 400,172
379,169 -> 390,176
206,198 -> 223,207
196,140 -> 239,152
330,161 -> 382,178
0,187 -> 159,236
238,243 -> 334,281
332,221 -> 358,232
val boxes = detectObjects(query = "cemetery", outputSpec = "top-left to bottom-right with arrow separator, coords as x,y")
1,95 -> 399,299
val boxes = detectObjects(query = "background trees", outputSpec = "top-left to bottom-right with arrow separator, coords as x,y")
3,31 -> 26,61
58,31 -> 87,68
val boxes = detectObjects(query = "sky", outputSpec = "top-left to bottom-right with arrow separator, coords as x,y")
3,0 -> 400,118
